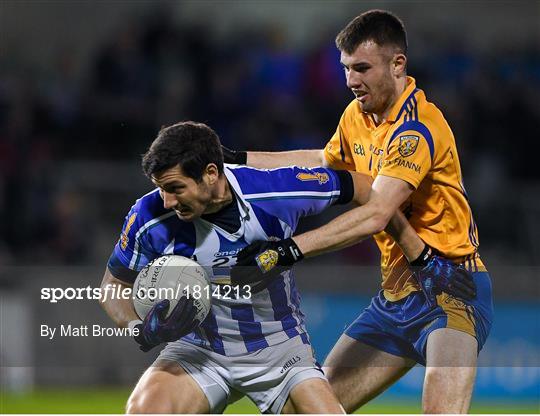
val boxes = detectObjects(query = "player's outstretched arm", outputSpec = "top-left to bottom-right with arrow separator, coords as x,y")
222,146 -> 325,169
294,174 -> 412,257
348,172 -> 424,261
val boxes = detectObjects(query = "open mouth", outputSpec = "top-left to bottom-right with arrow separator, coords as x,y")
353,91 -> 368,101
175,206 -> 191,216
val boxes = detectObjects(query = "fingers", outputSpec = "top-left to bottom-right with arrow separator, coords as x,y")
166,297 -> 189,323
447,277 -> 476,300
153,299 -> 171,320
237,241 -> 267,261
231,265 -> 265,285
453,268 -> 477,298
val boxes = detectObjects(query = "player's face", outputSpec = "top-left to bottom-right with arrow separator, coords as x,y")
341,41 -> 403,117
151,164 -> 215,222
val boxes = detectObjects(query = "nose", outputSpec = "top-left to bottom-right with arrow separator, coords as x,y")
162,191 -> 178,210
346,70 -> 362,90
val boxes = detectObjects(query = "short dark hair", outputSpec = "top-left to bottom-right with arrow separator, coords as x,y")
142,121 -> 224,182
335,10 -> 407,56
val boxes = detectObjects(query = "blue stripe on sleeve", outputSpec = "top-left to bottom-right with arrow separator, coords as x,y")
107,252 -> 139,283
395,88 -> 419,121
338,126 -> 346,162
387,120 -> 435,161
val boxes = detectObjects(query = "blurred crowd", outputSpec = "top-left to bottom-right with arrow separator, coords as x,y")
1,11 -> 539,265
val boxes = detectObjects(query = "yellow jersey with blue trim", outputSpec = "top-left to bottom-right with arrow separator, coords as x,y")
323,76 -> 485,301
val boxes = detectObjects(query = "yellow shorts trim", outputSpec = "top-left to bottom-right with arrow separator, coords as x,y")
436,292 -> 476,338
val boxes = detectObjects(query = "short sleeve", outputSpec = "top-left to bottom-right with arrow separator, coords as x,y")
107,201 -> 157,282
230,166 -> 344,230
379,123 -> 434,189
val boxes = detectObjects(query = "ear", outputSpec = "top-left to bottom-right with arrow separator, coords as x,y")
204,163 -> 219,185
393,54 -> 407,76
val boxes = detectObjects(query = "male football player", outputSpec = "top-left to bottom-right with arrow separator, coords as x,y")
228,10 -> 493,414
102,121 -> 451,414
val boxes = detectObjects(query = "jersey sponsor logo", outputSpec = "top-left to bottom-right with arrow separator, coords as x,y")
369,144 -> 384,156
354,143 -> 365,156
386,158 -> 422,173
398,135 -> 419,157
214,249 -> 241,257
296,172 -> 329,185
120,213 -> 137,250
255,249 -> 279,273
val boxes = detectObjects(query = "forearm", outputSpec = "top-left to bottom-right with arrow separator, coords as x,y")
293,203 -> 387,257
385,212 -> 425,261
100,268 -> 139,328
247,149 -> 325,169
348,172 -> 424,260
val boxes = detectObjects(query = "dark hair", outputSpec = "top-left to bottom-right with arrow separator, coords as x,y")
142,121 -> 224,182
335,10 -> 407,56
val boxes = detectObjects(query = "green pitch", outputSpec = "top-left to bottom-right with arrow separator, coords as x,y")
1,388 -> 538,413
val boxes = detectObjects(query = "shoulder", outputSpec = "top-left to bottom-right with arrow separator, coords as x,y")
125,188 -> 179,237
131,188 -> 169,219
389,90 -> 454,160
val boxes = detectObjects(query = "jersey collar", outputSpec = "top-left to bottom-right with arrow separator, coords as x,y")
386,76 -> 419,123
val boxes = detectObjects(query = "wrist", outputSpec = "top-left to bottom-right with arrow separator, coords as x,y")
234,151 -> 247,165
285,238 -> 304,263
410,244 -> 433,267
128,319 -> 142,332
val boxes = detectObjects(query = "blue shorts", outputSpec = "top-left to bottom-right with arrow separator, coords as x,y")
345,271 -> 494,365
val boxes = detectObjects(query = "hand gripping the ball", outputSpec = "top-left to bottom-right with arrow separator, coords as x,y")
410,245 -> 477,307
133,297 -> 200,352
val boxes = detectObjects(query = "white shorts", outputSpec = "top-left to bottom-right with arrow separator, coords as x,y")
157,334 -> 326,413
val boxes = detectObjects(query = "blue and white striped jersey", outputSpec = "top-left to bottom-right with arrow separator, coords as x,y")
108,164 -> 345,356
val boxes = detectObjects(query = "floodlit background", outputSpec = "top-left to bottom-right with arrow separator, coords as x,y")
1,0 -> 539,413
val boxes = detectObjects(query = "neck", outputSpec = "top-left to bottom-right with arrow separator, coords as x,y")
204,175 -> 233,215
373,75 -> 408,125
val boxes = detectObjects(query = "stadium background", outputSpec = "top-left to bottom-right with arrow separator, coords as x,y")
1,0 -> 539,413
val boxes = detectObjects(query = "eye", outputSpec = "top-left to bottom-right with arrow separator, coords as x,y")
173,186 -> 184,192
354,65 -> 370,73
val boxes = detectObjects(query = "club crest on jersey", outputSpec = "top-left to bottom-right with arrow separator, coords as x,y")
296,172 -> 329,185
398,135 -> 419,157
256,249 -> 279,273
120,213 -> 137,250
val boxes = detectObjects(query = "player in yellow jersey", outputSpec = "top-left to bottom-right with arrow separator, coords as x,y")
227,10 -> 493,413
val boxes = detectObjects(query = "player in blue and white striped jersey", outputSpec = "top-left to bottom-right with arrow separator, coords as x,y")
101,121 -> 355,413
100,121 -> 423,413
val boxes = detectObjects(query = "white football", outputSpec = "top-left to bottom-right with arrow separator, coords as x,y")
133,255 -> 211,324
